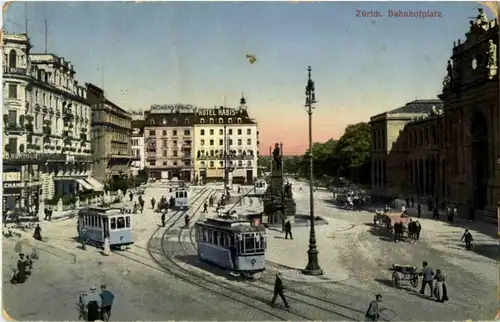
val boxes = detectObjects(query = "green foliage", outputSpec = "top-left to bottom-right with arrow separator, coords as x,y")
277,122 -> 372,184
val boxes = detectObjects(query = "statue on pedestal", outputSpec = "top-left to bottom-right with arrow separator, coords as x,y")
272,143 -> 282,171
473,8 -> 489,31
442,60 -> 453,90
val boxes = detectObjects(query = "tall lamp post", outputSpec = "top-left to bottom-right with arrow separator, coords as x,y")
302,66 -> 323,276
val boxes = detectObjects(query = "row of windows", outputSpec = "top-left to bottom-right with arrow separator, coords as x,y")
200,160 -> 253,167
197,228 -> 265,254
82,214 -> 131,230
372,128 -> 387,151
200,128 -> 251,136
131,139 -> 142,146
148,160 -> 190,167
150,117 -> 244,126
200,138 -> 252,146
159,150 -> 189,157
149,129 -> 190,137
199,149 -> 254,156
157,139 -> 190,147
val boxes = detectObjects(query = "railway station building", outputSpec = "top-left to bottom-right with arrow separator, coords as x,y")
370,14 -> 499,223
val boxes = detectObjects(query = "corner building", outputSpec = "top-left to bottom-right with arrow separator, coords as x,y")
193,96 -> 259,184
2,32 -> 94,214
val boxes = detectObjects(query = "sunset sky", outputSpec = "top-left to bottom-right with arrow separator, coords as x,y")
4,1 -> 494,155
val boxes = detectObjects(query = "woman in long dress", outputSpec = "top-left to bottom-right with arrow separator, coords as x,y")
433,269 -> 449,302
103,235 -> 110,256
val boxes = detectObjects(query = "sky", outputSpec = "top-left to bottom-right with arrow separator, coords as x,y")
3,1 -> 495,155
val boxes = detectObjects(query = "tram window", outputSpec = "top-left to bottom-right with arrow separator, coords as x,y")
117,217 -> 125,229
98,217 -> 102,228
92,215 -> 96,227
85,215 -> 89,226
203,228 -> 208,242
111,218 -> 116,230
244,234 -> 256,254
126,216 -> 130,228
214,231 -> 220,246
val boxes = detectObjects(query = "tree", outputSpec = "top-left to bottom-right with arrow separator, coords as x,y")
335,122 -> 371,183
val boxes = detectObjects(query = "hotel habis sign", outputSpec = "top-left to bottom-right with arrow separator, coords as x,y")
150,104 -> 240,117
196,108 -> 238,117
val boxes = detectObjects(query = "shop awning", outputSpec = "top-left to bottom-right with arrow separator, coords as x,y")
76,179 -> 93,191
85,177 -> 104,192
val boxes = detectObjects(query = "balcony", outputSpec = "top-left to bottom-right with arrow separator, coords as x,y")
5,123 -> 24,134
3,67 -> 27,75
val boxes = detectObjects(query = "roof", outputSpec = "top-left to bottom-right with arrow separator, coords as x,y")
144,107 -> 257,126
388,99 -> 443,114
131,120 -> 145,130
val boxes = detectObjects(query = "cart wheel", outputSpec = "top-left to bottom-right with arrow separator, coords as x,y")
410,276 -> 418,288
391,272 -> 400,287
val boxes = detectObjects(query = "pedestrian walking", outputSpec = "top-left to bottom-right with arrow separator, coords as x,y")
414,220 -> 421,241
410,196 -> 414,208
129,192 -> 133,202
85,286 -> 102,322
270,272 -> 290,308
80,227 -> 88,251
151,197 -> 156,210
460,229 -> 474,250
203,203 -> 208,213
284,220 -> 293,240
161,209 -> 166,227
417,204 -> 422,218
432,206 -> 439,220
100,284 -> 115,321
433,269 -> 449,303
365,294 -> 383,321
33,224 -> 42,241
103,234 -> 111,256
420,261 -> 434,296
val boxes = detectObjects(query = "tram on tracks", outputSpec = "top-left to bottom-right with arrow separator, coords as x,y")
173,187 -> 189,209
194,215 -> 266,278
254,179 -> 268,196
77,207 -> 134,248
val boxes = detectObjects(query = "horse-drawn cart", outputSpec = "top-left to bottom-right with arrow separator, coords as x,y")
373,211 -> 411,232
389,264 -> 419,288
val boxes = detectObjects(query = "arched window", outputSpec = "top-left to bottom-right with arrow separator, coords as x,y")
218,118 -> 223,124
209,118 -> 214,124
237,118 -> 242,124
173,118 -> 178,125
200,118 -> 205,124
8,49 -> 16,69
43,93 -> 46,105
162,119 -> 167,125
184,118 -> 189,124
228,118 -> 233,124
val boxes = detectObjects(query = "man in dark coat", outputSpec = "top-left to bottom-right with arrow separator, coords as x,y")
284,220 -> 293,240
365,294 -> 383,321
460,229 -> 474,250
415,220 -> 422,241
161,209 -> 166,227
33,224 -> 42,241
14,253 -> 27,284
271,272 -> 290,308
100,284 -> 115,321
417,204 -> 422,218
420,261 -> 434,296
85,286 -> 101,322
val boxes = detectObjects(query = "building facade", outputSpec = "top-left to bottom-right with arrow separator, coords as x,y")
193,97 -> 259,184
369,99 -> 443,198
87,83 -> 134,184
144,104 -> 196,181
2,32 -> 94,213
131,120 -> 145,176
369,13 -> 499,222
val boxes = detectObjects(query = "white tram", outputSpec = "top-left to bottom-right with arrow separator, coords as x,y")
174,188 -> 189,209
195,215 -> 266,278
254,180 -> 268,196
77,207 -> 134,248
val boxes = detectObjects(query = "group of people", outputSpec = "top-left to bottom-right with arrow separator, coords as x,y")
80,284 -> 115,322
11,252 -> 34,284
420,261 -> 449,303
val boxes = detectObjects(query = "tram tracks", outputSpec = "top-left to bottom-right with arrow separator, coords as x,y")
185,220 -> 363,320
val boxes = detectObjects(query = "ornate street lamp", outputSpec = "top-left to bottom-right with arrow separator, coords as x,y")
302,66 -> 323,276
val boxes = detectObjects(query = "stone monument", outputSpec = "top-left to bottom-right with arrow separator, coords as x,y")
262,143 -> 296,227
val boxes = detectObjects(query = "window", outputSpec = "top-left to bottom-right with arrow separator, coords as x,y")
173,150 -> 178,157
200,129 -> 205,135
228,118 -> 233,124
247,129 -> 251,135
237,129 -> 242,135
209,118 -> 214,124
126,216 -> 130,228
150,161 -> 156,166
8,110 -> 17,125
200,118 -> 205,124
237,139 -> 242,146
220,161 -> 224,167
210,150 -> 214,156
228,129 -> 233,135
8,49 -> 16,68
98,217 -> 102,228
247,160 -> 252,167
209,140 -> 214,146
219,139 -> 223,146
247,139 -> 251,145
163,161 -> 168,165
201,139 -> 205,146
117,217 -> 125,229
173,161 -> 177,166
111,218 -> 116,230
184,118 -> 189,124
163,151 -> 167,157
219,129 -> 223,135
173,130 -> 177,136
238,160 -> 242,166
210,161 -> 214,167
149,130 -> 155,136
173,119 -> 178,125
162,130 -> 167,136
184,130 -> 190,136
162,119 -> 167,125
218,118 -> 223,124
8,84 -> 17,98
237,118 -> 242,124
229,139 -> 233,145
163,139 -> 167,146
173,140 -> 177,145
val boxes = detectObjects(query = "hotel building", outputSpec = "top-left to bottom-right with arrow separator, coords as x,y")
2,32 -> 95,213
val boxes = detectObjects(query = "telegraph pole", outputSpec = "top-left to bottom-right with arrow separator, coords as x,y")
44,19 -> 48,54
